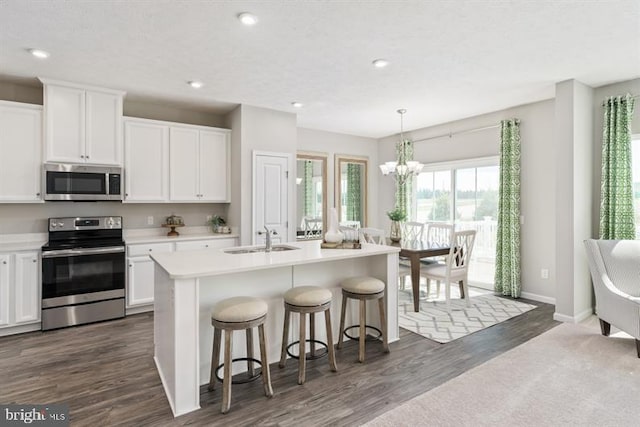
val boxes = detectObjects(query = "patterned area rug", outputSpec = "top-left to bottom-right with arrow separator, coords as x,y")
398,286 -> 537,343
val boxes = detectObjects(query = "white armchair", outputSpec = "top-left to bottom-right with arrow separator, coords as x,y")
584,239 -> 640,358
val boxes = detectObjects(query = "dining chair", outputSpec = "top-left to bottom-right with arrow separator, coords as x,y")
304,217 -> 323,239
401,221 -> 425,242
398,222 -> 425,290
358,227 -> 385,245
420,229 -> 476,312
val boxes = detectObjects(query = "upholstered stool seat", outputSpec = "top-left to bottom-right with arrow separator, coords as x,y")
209,296 -> 273,414
341,276 -> 385,294
280,285 -> 338,384
338,276 -> 389,363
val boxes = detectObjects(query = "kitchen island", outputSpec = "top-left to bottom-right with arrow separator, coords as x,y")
150,239 -> 400,417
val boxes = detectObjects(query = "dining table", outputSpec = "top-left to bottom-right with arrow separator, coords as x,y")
388,239 -> 451,312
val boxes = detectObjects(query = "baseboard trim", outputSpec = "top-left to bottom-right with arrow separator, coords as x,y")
520,292 -> 555,305
553,307 -> 594,323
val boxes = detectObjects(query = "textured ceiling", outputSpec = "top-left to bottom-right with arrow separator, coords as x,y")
1,0 -> 639,138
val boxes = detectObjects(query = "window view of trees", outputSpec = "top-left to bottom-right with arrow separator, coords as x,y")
414,162 -> 499,288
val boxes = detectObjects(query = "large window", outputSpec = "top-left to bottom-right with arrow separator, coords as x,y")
414,157 -> 499,288
633,135 -> 640,238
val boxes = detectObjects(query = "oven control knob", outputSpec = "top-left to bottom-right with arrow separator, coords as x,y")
107,218 -> 114,227
50,221 -> 56,229
58,221 -> 64,228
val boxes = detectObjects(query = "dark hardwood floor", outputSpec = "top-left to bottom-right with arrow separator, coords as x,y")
0,298 -> 558,426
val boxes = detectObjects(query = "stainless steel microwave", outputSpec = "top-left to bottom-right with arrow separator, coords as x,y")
43,164 -> 123,201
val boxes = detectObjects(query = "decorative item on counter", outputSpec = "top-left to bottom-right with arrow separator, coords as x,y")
324,207 -> 344,244
209,215 -> 231,234
162,214 -> 184,237
387,208 -> 407,242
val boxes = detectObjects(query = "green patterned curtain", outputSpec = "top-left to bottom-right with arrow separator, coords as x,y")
495,119 -> 521,297
303,160 -> 313,217
395,140 -> 413,218
346,163 -> 361,221
599,94 -> 636,239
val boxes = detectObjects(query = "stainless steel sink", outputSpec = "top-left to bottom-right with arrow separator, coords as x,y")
224,245 -> 300,254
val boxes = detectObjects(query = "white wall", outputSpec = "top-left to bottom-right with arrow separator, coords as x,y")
297,128 -> 379,227
378,99 -> 557,303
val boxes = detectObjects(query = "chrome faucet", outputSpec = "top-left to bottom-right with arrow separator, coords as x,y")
264,226 -> 278,252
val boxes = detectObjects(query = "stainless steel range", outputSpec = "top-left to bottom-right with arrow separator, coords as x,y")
41,216 -> 125,331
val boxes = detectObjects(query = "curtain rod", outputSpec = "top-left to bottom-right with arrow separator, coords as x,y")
410,124 -> 501,144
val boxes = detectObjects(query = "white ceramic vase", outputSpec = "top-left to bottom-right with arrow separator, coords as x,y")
324,207 -> 343,244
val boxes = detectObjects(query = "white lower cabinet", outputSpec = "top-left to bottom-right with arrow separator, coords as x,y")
0,251 -> 40,335
126,237 -> 238,313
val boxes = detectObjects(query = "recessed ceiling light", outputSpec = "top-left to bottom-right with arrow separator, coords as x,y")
188,80 -> 204,89
372,59 -> 389,68
29,49 -> 50,59
238,12 -> 258,26
291,102 -> 303,108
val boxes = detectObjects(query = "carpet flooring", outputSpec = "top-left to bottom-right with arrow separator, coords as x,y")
365,321 -> 640,426
398,286 -> 537,343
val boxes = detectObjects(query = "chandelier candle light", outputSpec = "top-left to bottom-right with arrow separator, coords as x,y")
379,109 -> 424,186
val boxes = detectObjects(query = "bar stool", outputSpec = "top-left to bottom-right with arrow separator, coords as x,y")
338,276 -> 389,363
208,296 -> 273,414
279,285 -> 338,384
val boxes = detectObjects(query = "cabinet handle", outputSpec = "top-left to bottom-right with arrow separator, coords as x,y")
148,249 -> 152,251
2,261 -> 6,265
125,193 -> 129,197
80,155 -> 85,159
205,244 -> 209,248
36,192 -> 41,196
86,155 -> 90,159
32,259 -> 37,263
129,264 -> 133,267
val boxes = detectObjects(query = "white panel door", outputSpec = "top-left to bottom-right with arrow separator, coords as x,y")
45,84 -> 85,163
127,256 -> 155,307
86,91 -> 122,165
198,130 -> 229,202
254,153 -> 289,244
14,252 -> 39,324
0,255 -> 10,327
124,120 -> 169,202
169,127 -> 199,201
0,103 -> 42,202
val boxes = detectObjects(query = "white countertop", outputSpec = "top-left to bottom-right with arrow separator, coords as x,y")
150,240 -> 400,279
0,233 -> 47,252
124,226 -> 238,245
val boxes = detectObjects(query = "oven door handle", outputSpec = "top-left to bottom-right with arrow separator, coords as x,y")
42,246 -> 125,258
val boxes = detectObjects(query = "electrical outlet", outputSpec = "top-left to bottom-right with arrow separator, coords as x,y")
541,268 -> 549,279
147,216 -> 154,225
206,215 -> 212,222
520,215 -> 525,225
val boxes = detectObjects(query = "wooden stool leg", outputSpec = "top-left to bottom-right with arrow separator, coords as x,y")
221,330 -> 233,414
324,307 -> 338,372
279,307 -> 290,368
208,327 -> 221,391
246,328 -> 254,377
298,312 -> 307,384
258,324 -> 274,397
378,296 -> 389,353
359,299 -> 366,363
310,312 -> 316,358
337,294 -> 347,349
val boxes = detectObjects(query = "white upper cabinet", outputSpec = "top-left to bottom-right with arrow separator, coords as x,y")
169,127 -> 200,201
0,101 -> 43,202
169,125 -> 230,203
40,78 -> 125,165
124,118 -> 169,202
